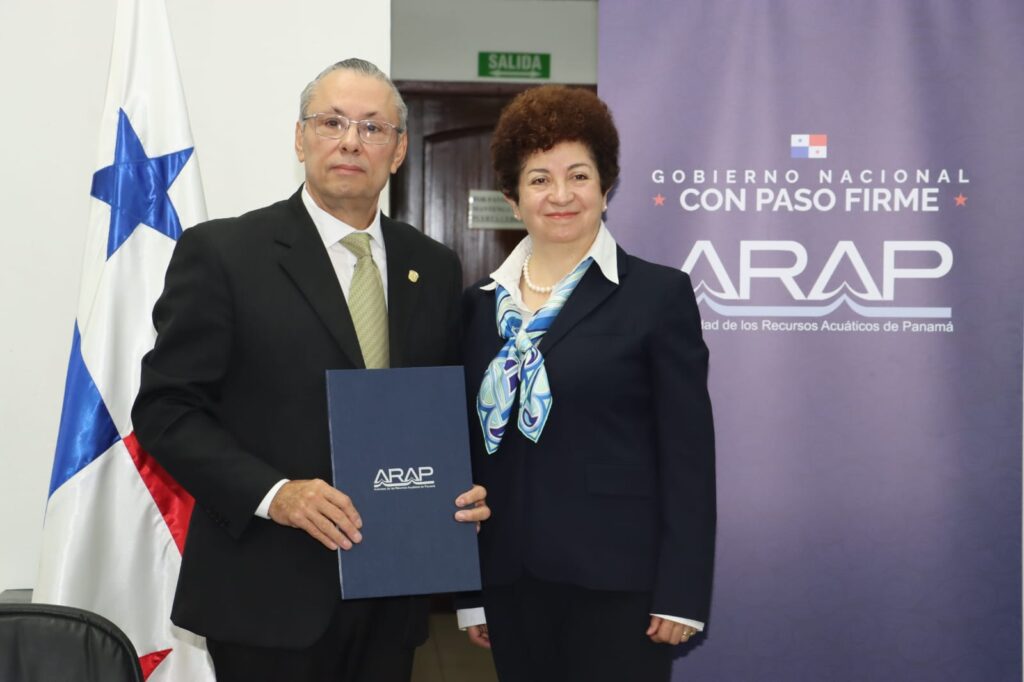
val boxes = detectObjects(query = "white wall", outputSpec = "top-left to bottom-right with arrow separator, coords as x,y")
0,0 -> 390,593
392,0 -> 597,84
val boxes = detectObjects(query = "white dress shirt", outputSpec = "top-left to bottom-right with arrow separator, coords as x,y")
458,224 -> 704,633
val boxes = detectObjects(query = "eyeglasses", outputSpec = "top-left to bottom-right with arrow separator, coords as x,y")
301,113 -> 403,145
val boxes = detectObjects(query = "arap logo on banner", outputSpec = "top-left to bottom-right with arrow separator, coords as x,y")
649,134 -> 968,333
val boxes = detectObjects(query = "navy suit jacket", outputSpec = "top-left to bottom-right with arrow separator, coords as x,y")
132,189 -> 462,647
462,247 -> 716,621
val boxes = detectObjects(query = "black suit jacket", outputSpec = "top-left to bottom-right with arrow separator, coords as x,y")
132,189 -> 462,648
462,247 -> 716,621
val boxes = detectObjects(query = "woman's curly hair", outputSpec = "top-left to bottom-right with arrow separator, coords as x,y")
491,85 -> 620,202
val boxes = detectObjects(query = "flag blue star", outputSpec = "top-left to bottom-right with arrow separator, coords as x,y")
91,109 -> 193,258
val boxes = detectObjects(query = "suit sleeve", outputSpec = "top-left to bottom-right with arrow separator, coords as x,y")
649,272 -> 717,622
131,227 -> 284,539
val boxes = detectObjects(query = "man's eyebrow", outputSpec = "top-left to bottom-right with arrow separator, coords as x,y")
329,106 -> 381,119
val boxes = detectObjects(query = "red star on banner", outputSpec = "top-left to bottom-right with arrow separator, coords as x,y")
140,649 -> 171,680
653,194 -> 666,206
954,193 -> 967,206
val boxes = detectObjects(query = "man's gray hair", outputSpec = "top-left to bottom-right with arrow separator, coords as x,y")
299,58 -> 408,132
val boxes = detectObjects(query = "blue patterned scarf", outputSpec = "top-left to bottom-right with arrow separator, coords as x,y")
476,257 -> 594,454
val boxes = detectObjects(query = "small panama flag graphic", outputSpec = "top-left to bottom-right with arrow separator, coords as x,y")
791,133 -> 828,158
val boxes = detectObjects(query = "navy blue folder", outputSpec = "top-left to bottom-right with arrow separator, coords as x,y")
326,366 -> 481,599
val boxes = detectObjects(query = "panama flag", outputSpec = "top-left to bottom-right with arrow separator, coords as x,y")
33,0 -> 214,679
790,133 -> 828,159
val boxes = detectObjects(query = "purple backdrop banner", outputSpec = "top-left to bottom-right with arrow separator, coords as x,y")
599,2 -> 1023,680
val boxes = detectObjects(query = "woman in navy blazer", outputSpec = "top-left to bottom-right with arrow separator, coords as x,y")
459,86 -> 716,681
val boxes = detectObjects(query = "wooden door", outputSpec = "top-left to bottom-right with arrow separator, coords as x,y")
391,83 -> 533,288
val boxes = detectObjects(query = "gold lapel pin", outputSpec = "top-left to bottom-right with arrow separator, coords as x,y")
408,270 -> 419,283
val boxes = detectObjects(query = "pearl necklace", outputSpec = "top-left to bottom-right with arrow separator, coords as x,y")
522,254 -> 554,294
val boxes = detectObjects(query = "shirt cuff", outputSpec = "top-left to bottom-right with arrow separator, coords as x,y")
651,614 -> 704,631
456,608 -> 699,631
255,479 -> 289,519
456,607 -> 487,630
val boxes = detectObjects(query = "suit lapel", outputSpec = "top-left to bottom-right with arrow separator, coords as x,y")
276,190 -> 365,368
538,247 -> 629,354
381,217 -> 422,368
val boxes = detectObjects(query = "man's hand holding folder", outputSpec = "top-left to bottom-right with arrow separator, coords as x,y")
269,478 -> 489,551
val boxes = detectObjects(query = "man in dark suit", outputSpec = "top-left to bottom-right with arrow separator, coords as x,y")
131,58 -> 489,682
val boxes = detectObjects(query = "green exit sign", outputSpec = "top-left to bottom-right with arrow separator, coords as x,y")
478,52 -> 551,79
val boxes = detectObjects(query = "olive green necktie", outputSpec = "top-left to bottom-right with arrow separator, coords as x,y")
340,232 -> 389,369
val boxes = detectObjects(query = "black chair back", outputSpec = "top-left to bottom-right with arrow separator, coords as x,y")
0,603 -> 144,682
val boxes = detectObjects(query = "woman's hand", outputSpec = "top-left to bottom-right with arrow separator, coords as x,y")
646,616 -> 698,645
467,624 -> 492,649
